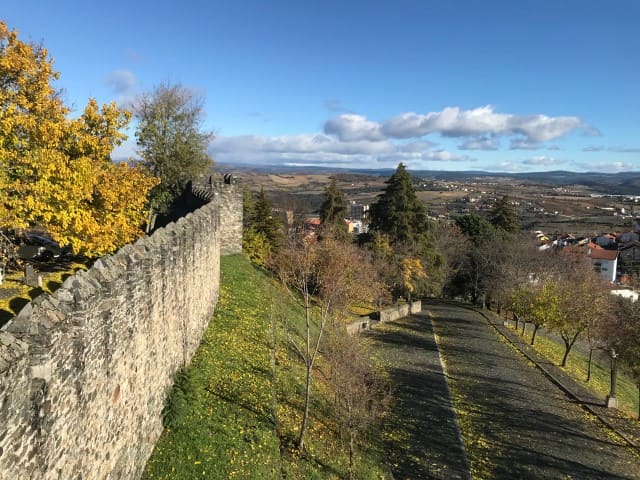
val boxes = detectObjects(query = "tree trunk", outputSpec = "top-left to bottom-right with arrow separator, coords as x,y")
560,332 -> 581,367
297,298 -> 313,451
269,309 -> 280,436
530,324 -> 539,345
297,361 -> 312,451
561,343 -> 571,367
521,320 -> 527,336
514,313 -> 519,331
587,348 -> 594,382
348,430 -> 355,480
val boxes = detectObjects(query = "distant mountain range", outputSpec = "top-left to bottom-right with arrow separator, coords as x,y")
217,163 -> 640,196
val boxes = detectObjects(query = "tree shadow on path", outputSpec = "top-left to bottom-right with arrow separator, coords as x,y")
367,314 -> 471,480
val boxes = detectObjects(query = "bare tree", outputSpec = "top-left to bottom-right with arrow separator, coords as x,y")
274,237 -> 379,450
324,330 -> 390,479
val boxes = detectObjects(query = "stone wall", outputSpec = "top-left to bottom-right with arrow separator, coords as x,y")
193,175 -> 243,255
345,300 -> 422,335
0,181 -> 241,480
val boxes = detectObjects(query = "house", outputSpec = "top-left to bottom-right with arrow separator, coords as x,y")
618,241 -> 640,276
617,231 -> 639,245
594,234 -> 616,248
349,202 -> 369,220
587,246 -> 618,282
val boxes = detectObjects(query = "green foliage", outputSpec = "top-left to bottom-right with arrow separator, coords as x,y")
369,163 -> 429,244
366,164 -> 443,299
161,368 -> 196,429
611,298 -> 640,382
489,195 -> 520,233
134,82 -> 213,213
242,228 -> 271,267
319,178 -> 349,240
251,188 -> 283,249
455,213 -> 495,243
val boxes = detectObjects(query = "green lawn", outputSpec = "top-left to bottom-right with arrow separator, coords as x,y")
142,255 -> 389,479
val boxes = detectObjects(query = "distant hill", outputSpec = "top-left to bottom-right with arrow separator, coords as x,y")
217,163 -> 640,195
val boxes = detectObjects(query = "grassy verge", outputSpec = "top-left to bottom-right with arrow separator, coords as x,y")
509,321 -> 639,416
142,255 -> 389,479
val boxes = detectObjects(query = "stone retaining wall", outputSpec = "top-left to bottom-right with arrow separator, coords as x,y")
0,180 -> 241,480
345,300 -> 422,335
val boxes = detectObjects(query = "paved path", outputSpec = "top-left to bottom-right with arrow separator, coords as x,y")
428,300 -> 640,479
367,312 -> 470,480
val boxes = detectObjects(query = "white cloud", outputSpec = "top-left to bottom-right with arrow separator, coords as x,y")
481,161 -> 528,173
383,106 -> 583,142
523,155 -> 562,166
104,69 -> 138,108
105,69 -> 137,94
209,134 -> 469,168
510,138 -> 540,150
323,114 -> 385,142
323,106 -> 586,144
459,136 -> 499,150
208,106 -> 598,170
396,140 -> 437,152
583,145 -> 640,153
574,161 -> 637,173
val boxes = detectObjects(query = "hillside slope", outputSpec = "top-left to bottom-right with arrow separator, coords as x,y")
142,255 -> 389,479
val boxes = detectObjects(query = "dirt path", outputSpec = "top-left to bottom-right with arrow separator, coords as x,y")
428,300 -> 640,479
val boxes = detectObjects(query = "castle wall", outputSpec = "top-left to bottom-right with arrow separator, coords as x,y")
0,181 -> 241,480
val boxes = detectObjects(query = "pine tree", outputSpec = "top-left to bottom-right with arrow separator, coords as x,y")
369,163 -> 428,243
490,196 -> 519,233
251,188 -> 282,248
319,178 -> 348,240
455,213 -> 495,244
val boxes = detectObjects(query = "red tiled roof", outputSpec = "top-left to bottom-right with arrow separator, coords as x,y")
588,249 -> 618,261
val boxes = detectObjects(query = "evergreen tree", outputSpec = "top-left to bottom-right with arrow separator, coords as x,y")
251,188 -> 282,248
369,163 -> 428,243
455,213 -> 495,244
490,196 -> 520,233
319,178 -> 349,240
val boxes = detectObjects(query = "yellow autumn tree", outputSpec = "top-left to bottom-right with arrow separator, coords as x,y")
0,21 -> 158,257
400,257 -> 427,302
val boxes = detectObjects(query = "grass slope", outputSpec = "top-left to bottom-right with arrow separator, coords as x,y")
142,255 -> 388,479
523,326 -> 639,416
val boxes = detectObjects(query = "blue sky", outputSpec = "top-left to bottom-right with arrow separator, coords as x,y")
4,1 -> 639,172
